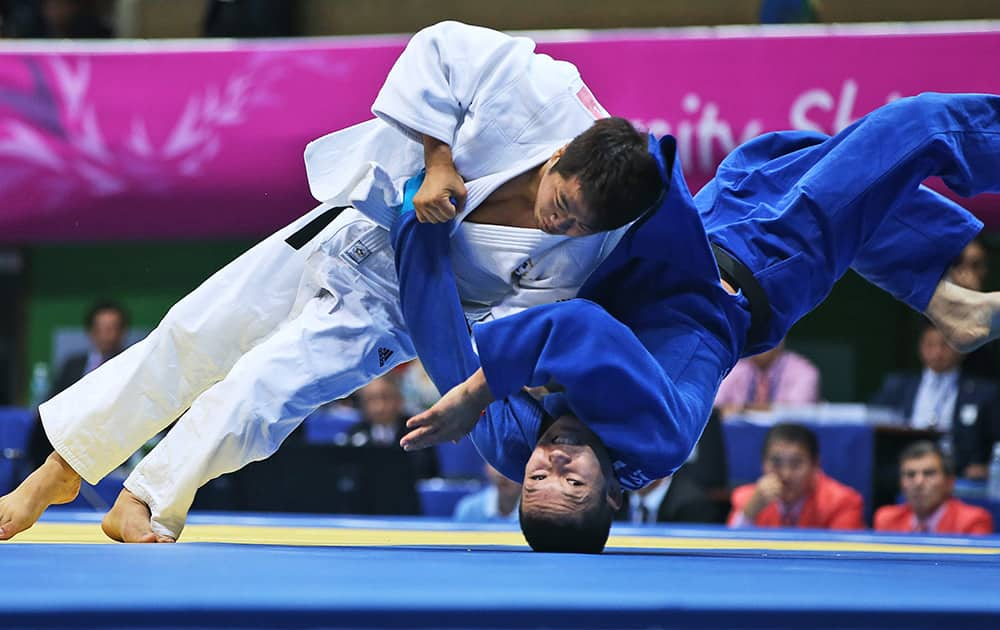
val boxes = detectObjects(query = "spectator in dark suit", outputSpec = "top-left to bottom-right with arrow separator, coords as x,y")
51,300 -> 129,397
675,408 -> 730,522
618,474 -> 720,525
615,409 -> 728,525
347,374 -> 438,480
871,322 -> 998,480
27,300 -> 129,469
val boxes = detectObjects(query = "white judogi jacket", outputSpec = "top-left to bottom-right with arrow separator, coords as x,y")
306,21 -> 625,321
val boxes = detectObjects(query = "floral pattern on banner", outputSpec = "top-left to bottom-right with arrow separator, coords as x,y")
0,51 -> 353,216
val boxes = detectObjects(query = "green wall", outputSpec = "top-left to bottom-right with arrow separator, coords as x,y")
786,270 -> 923,403
23,240 -> 254,401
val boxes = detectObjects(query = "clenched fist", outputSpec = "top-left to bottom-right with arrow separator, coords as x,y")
417,134 -> 467,223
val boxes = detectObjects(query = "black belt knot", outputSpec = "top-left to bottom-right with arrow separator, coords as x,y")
710,243 -> 771,348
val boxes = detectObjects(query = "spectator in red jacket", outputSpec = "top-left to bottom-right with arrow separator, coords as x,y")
874,441 -> 993,535
728,423 -> 864,529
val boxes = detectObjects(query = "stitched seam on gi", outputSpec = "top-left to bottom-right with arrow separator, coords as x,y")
511,92 -> 577,143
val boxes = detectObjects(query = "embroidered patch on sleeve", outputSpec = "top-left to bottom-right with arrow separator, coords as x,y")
576,85 -> 609,120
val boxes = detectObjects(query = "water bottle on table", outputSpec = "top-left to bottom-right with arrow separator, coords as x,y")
28,362 -> 50,408
988,443 -> 1000,501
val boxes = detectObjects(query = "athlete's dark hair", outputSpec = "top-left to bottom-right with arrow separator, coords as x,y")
762,423 -> 819,462
84,300 -> 129,331
553,117 -> 665,231
899,440 -> 954,477
519,497 -> 614,554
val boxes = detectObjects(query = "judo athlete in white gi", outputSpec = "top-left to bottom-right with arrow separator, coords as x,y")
0,21 -> 663,542
397,92 -> 1000,552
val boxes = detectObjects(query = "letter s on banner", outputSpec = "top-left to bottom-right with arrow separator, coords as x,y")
789,88 -> 834,133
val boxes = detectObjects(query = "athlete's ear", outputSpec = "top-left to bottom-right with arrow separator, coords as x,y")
606,477 -> 623,511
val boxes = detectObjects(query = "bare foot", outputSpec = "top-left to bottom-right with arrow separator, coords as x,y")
925,280 -> 1000,352
102,489 -> 175,543
0,452 -> 81,540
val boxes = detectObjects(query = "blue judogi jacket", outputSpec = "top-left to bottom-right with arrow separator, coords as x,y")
394,93 -> 992,488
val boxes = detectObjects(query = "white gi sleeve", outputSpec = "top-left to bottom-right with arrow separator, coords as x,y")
372,21 -> 601,180
372,21 -> 537,144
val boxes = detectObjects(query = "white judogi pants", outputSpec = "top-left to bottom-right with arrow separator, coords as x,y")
40,206 -> 415,538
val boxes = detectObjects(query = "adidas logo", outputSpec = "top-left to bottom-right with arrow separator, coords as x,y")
377,347 -> 394,367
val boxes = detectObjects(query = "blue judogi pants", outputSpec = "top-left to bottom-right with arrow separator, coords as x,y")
701,92 -> 991,353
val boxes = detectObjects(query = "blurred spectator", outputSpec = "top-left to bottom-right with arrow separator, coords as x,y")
870,322 -> 998,479
618,474 -> 719,525
759,0 -> 822,24
948,238 -> 1000,379
1,0 -> 113,38
347,374 -> 438,480
292,396 -> 361,448
399,360 -> 441,416
948,238 -> 988,291
714,339 -> 820,418
672,408 -> 730,522
202,0 -> 297,38
54,299 -> 129,394
27,299 -> 129,469
453,464 -> 520,522
728,423 -> 864,529
874,441 -> 993,535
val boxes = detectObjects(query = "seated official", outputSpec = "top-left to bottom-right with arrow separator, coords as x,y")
453,464 -> 521,522
27,300 -> 130,470
728,423 -> 864,529
874,441 -> 993,535
871,322 -> 999,479
714,339 -> 820,418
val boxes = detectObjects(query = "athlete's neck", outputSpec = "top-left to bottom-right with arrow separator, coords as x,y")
465,163 -> 545,229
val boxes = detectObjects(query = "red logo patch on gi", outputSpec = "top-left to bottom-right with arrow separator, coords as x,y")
576,86 -> 608,120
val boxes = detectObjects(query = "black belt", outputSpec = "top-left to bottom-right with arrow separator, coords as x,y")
286,208 -> 771,346
711,242 -> 771,347
285,205 -> 350,250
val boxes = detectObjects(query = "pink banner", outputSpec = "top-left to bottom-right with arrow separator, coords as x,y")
1,26 -> 998,243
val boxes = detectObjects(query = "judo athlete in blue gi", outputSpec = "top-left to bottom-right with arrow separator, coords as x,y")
398,92 -> 1000,553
